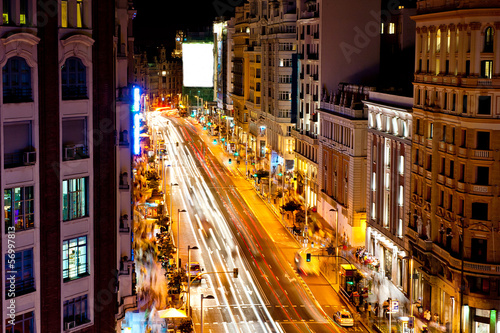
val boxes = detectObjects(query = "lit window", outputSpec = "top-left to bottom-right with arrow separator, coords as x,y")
481,60 -> 493,79
389,23 -> 395,34
4,186 -> 34,232
399,156 -> 404,174
372,203 -> 376,219
399,185 -> 404,205
436,29 -> 441,52
62,177 -> 88,221
61,0 -> 68,27
5,248 -> 35,298
372,172 -> 376,191
380,23 -> 384,34
20,0 -> 27,25
3,0 -> 10,24
484,27 -> 493,52
63,295 -> 89,328
392,118 -> 399,136
62,236 -> 88,281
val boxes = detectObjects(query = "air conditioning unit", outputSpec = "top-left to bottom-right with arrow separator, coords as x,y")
64,145 -> 77,160
23,151 -> 36,165
65,321 -> 76,330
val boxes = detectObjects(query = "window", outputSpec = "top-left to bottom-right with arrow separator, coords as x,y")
462,95 -> 467,114
484,27 -> 493,52
471,202 -> 488,220
61,0 -> 68,27
429,123 -> 433,139
381,22 -> 384,34
20,0 -> 28,25
63,118 -> 88,160
476,166 -> 489,185
3,57 -> 32,103
5,248 -> 34,298
63,236 -> 88,281
477,96 -> 491,115
3,122 -> 33,168
480,60 -> 492,79
465,60 -> 470,76
279,91 -> 290,100
436,29 -> 441,52
6,311 -> 35,332
61,57 -> 87,100
3,0 -> 11,24
399,156 -> 404,174
63,295 -> 89,328
476,131 -> 490,150
62,177 -> 88,221
389,22 -> 395,34
4,186 -> 34,232
471,238 -> 488,263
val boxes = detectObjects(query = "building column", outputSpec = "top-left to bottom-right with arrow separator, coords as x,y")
457,23 -> 467,75
449,24 -> 457,75
429,26 -> 437,74
439,25 -> 447,74
494,22 -> 500,76
421,26 -> 429,73
469,22 -> 482,76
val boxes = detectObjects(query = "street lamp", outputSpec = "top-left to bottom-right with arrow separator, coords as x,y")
200,294 -> 215,333
187,245 -> 199,317
177,209 -> 187,272
330,208 -> 338,285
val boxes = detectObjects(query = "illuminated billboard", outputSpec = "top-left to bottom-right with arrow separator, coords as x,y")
182,43 -> 214,88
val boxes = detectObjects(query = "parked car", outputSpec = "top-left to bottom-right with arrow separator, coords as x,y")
334,309 -> 354,327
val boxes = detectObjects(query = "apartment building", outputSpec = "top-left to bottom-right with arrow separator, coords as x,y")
316,0 -> 380,246
0,0 -> 135,331
409,1 -> 500,331
364,92 -> 413,309
229,4 -> 250,151
115,0 -> 137,328
293,0 -> 320,207
259,0 -> 297,175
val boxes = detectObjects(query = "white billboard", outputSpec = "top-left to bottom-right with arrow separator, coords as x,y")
182,43 -> 214,88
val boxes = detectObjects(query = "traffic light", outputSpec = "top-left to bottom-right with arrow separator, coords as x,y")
213,139 -> 217,144
306,253 -> 311,262
253,173 -> 257,178
208,122 -> 211,126
221,138 -> 225,142
278,172 -> 283,176
233,268 -> 239,278
203,126 -> 207,130
228,158 -> 232,164
234,152 -> 239,156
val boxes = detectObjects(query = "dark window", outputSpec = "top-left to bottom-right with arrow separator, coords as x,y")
62,118 -> 88,160
449,160 -> 454,179
465,60 -> 470,76
480,60 -> 492,79
462,95 -> 467,114
5,311 -> 35,333
471,202 -> 488,220
62,177 -> 88,221
4,186 -> 34,232
476,166 -> 489,185
459,164 -> 465,182
478,96 -> 491,115
63,295 -> 89,328
445,60 -> 449,74
471,238 -> 488,263
484,27 -> 493,52
3,122 -> 33,168
5,248 -> 34,298
469,276 -> 489,295
3,0 -> 11,24
452,94 -> 456,111
2,57 -> 32,103
476,131 -> 490,150
20,0 -> 28,25
63,236 -> 88,281
61,57 -> 87,100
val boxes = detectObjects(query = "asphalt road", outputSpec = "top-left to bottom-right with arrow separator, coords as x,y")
149,113 -> 369,333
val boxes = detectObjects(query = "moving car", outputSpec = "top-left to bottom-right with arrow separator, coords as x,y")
187,262 -> 202,283
334,309 -> 354,327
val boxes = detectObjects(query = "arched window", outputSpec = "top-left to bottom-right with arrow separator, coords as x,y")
61,57 -> 87,100
2,57 -> 32,103
484,26 -> 493,52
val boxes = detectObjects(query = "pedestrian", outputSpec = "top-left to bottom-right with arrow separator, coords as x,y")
374,302 -> 379,317
367,302 -> 372,318
364,301 -> 368,314
383,299 -> 390,317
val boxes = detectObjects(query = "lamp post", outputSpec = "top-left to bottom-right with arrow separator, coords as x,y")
177,209 -> 186,272
329,208 -> 338,285
187,245 -> 199,317
200,294 -> 215,333
170,183 -> 178,226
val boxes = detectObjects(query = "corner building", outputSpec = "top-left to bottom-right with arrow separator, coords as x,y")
1,0 -> 126,331
409,1 -> 500,331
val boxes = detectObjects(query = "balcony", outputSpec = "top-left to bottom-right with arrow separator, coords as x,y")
446,143 -> 455,154
472,149 -> 492,160
62,86 -> 88,100
6,277 -> 35,298
470,184 -> 492,195
457,146 -> 467,157
445,177 -> 454,188
438,141 -> 446,152
437,174 -> 445,184
4,151 -> 36,168
63,144 -> 89,161
425,169 -> 432,179
3,87 -> 33,103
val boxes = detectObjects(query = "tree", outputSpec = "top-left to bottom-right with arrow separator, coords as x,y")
281,201 -> 302,226
254,169 -> 269,183
178,319 -> 193,333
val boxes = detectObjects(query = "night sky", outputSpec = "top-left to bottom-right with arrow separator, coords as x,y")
133,0 -> 239,52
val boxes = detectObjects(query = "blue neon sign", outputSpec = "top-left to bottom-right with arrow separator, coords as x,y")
133,87 -> 140,112
134,114 -> 141,155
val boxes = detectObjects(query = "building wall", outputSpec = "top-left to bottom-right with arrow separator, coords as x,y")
410,3 -> 500,331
